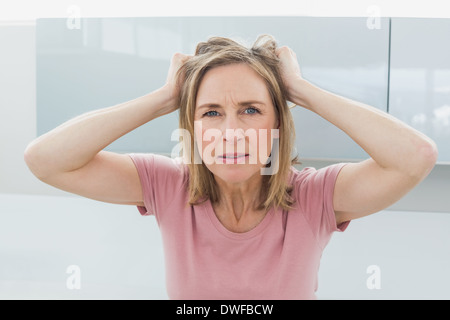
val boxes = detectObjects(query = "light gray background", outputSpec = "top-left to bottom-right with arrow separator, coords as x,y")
389,18 -> 450,162
36,16 -> 391,159
1,17 -> 449,299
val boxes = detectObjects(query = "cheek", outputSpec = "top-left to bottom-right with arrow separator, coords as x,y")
196,128 -> 218,148
254,117 -> 278,154
253,128 -> 277,163
194,126 -> 221,165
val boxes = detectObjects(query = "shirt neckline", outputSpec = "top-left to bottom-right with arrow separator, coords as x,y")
202,199 -> 276,240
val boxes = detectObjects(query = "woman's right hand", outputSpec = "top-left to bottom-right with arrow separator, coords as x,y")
163,52 -> 193,113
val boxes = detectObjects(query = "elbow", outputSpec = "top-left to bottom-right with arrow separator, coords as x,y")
422,139 -> 438,168
24,143 -> 39,177
410,139 -> 438,179
24,142 -> 50,180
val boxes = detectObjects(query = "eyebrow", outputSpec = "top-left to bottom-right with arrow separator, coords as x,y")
196,100 -> 266,110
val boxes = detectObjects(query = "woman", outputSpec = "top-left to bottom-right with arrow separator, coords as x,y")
24,34 -> 438,299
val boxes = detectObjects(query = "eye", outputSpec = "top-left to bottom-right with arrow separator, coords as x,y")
203,110 -> 220,117
243,107 -> 261,115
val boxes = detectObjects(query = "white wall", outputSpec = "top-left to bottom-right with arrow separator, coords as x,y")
2,0 -> 450,21
318,210 -> 450,299
0,193 -> 167,299
1,194 -> 449,300
0,24 -> 43,195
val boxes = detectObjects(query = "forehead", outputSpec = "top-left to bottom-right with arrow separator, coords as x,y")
196,63 -> 272,105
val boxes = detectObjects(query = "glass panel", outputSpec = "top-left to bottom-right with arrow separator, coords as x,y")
389,18 -> 450,163
37,17 -> 389,159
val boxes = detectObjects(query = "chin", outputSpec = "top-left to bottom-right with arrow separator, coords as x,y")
209,164 -> 261,184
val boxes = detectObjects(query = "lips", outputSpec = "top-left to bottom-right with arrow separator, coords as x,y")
219,153 -> 248,158
217,153 -> 249,164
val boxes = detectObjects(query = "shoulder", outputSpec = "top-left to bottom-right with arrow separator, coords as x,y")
289,163 -> 347,186
128,153 -> 189,186
287,163 -> 350,243
127,153 -> 190,217
288,163 -> 348,207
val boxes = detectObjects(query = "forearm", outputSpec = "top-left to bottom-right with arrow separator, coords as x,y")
291,79 -> 438,176
25,85 -> 174,177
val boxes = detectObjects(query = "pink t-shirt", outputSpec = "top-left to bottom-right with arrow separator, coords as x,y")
128,153 -> 350,300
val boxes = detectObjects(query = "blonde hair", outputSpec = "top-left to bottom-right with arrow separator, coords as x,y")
177,34 -> 299,211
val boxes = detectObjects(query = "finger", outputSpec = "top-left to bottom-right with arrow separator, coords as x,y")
182,54 -> 193,63
275,46 -> 290,57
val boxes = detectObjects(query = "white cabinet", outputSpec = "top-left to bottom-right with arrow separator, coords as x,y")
389,18 -> 450,163
37,17 -> 448,162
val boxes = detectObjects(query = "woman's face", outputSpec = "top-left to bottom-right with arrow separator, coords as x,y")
194,63 -> 279,184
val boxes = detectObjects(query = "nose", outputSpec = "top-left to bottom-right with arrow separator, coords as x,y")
222,115 -> 245,143
224,128 -> 245,143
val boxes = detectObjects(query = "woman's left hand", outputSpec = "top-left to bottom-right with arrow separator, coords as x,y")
275,46 -> 304,102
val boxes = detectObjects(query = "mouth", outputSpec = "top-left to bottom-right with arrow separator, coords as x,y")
217,153 -> 249,164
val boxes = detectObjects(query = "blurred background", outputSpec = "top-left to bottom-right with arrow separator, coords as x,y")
1,0 -> 449,299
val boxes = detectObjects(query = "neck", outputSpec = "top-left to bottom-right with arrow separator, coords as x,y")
213,172 -> 265,222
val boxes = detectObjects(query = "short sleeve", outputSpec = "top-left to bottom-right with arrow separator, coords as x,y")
127,153 -> 187,222
295,163 -> 350,249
